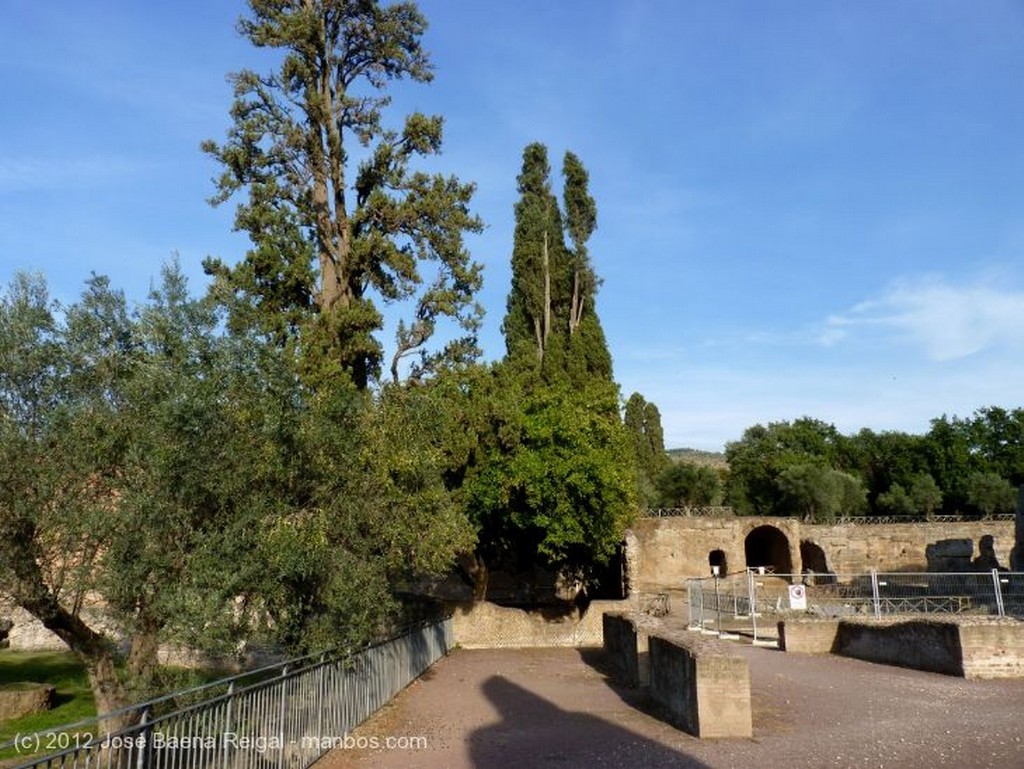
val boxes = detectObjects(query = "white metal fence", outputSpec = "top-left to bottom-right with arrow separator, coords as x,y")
1,618 -> 453,769
687,570 -> 1024,644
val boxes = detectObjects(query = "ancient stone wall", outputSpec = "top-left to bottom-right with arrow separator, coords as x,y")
627,515 -> 1015,591
777,616 -> 1024,679
449,599 -> 632,649
804,521 -> 1013,573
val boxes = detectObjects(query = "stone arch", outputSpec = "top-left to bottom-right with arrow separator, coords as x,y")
799,540 -> 829,573
708,549 -> 728,576
799,539 -> 833,584
744,525 -> 793,575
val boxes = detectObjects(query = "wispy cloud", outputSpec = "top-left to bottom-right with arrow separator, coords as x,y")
826,276 -> 1024,361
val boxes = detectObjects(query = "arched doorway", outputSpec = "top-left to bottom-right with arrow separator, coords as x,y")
744,525 -> 793,575
799,540 -> 833,584
708,549 -> 728,576
799,540 -> 829,573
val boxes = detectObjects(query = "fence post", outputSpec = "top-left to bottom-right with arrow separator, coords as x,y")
221,682 -> 235,769
870,570 -> 881,619
689,579 -> 704,631
135,707 -> 152,769
713,571 -> 723,636
992,568 -> 1006,617
747,568 -> 759,644
277,665 -> 289,769
316,654 -> 327,751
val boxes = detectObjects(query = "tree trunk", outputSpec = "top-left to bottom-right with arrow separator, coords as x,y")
457,551 -> 488,601
16,585 -> 131,728
569,269 -> 581,334
3,533 -> 131,726
126,616 -> 163,701
542,231 -> 551,350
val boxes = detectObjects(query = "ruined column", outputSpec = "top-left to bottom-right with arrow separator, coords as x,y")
1011,484 -> 1024,572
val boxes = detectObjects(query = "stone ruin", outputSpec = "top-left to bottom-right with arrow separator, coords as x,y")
1012,484 -> 1024,572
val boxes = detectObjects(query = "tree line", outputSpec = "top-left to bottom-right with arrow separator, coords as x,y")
656,413 -> 1023,522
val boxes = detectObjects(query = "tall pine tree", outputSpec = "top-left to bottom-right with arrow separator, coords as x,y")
203,0 -> 483,389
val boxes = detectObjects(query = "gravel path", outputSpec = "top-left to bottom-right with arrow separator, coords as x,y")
313,643 -> 1024,769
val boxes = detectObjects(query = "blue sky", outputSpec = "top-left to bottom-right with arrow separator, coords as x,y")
2,1 -> 1023,451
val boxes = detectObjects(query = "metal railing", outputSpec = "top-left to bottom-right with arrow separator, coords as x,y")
642,507 -> 732,518
642,507 -> 1016,523
687,570 -> 1024,645
2,617 -> 453,769
834,513 -> 1016,525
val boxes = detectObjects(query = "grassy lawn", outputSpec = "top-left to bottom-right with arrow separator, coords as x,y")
0,651 -> 95,763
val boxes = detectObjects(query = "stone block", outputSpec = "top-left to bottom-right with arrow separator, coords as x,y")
602,613 -> 650,687
778,619 -> 840,653
0,683 -> 56,720
649,633 -> 752,739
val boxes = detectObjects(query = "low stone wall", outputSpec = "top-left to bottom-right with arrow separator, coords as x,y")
601,613 -> 650,687
835,619 -> 965,675
450,599 -> 633,649
649,632 -> 752,739
778,617 -> 1024,679
777,618 -> 841,654
959,619 -> 1024,678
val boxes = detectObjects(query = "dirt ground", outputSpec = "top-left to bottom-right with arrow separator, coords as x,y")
312,641 -> 1024,769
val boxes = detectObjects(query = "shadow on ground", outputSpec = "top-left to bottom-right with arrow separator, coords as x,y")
468,674 -> 710,769
574,647 -> 674,724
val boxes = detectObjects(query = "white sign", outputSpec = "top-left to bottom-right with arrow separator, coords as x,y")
788,584 -> 807,610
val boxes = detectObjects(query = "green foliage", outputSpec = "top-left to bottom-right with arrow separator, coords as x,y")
655,462 -> 722,507
502,143 -> 611,385
723,409 -> 1021,519
481,142 -> 630,594
965,471 -> 1016,518
908,473 -> 943,517
465,371 -> 636,582
624,392 -> 669,506
724,417 -> 842,516
874,473 -> 943,519
837,428 -> 930,509
775,464 -> 866,523
966,407 -> 1024,486
0,652 -> 95,755
923,415 -> 980,513
0,262 -> 477,709
204,0 -> 483,388
875,483 -> 917,517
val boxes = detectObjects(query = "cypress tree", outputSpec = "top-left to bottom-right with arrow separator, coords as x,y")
502,143 -> 612,384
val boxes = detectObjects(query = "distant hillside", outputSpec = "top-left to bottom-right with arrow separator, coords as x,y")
666,448 -> 728,470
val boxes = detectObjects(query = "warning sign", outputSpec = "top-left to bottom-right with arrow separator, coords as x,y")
788,584 -> 807,610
